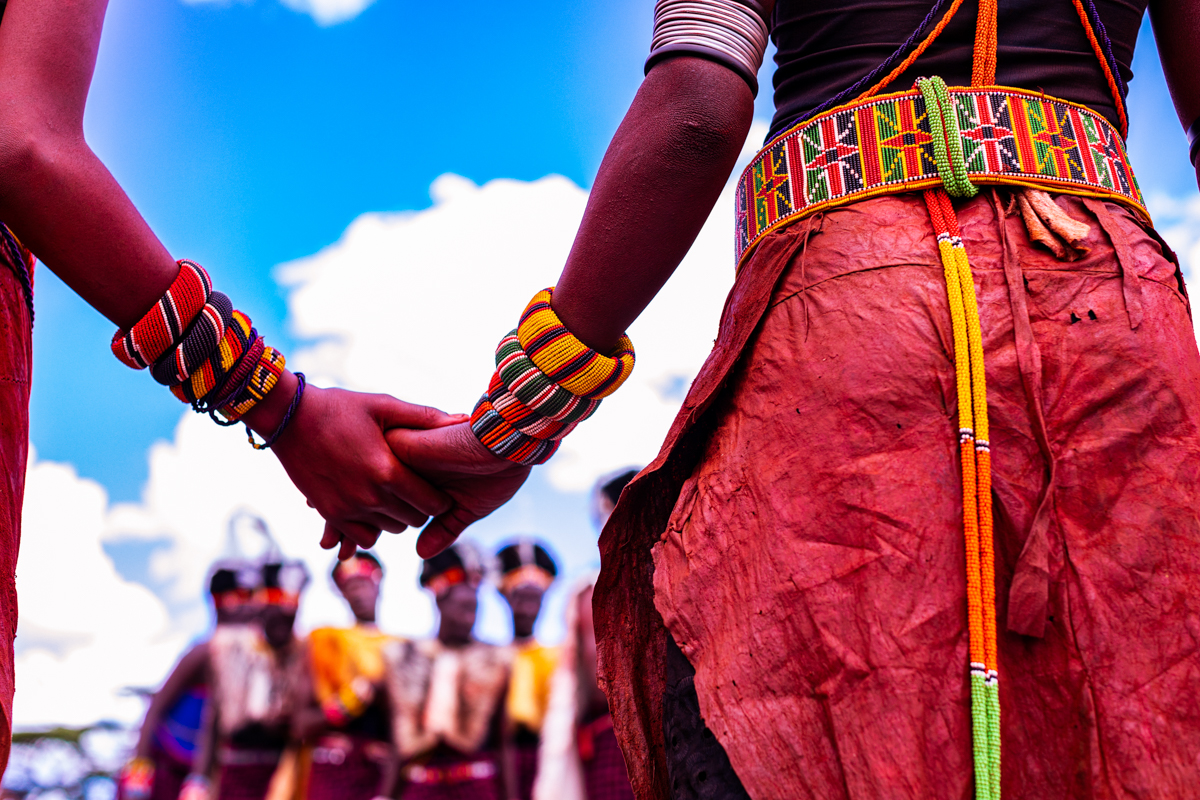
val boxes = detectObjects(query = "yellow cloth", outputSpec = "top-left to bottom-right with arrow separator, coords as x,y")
506,641 -> 559,732
308,625 -> 392,723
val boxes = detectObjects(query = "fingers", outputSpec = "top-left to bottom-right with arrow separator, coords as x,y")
416,506 -> 483,559
380,460 -> 454,519
338,536 -> 359,561
371,394 -> 471,432
322,520 -> 382,554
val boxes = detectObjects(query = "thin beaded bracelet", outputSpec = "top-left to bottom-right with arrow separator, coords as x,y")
247,372 -> 306,450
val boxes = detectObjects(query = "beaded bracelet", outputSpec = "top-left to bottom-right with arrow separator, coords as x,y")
247,372 -> 306,450
112,260 -> 211,369
113,259 -> 289,445
470,287 -> 635,466
517,288 -> 635,399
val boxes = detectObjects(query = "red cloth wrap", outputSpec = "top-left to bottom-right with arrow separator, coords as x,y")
397,752 -> 501,800
0,236 -> 32,777
305,733 -> 388,800
595,191 -> 1200,799
580,717 -> 634,800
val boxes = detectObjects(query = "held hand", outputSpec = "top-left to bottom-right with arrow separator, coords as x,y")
262,381 -> 466,553
385,423 -> 531,558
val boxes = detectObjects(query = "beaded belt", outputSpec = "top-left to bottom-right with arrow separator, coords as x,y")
402,758 -> 497,785
734,85 -> 1146,270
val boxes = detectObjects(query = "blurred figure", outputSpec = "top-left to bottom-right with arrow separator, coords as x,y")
292,553 -> 395,800
533,576 -> 632,800
495,539 -> 559,800
185,559 -> 310,800
588,469 -> 640,533
382,543 -> 511,800
119,560 -> 259,800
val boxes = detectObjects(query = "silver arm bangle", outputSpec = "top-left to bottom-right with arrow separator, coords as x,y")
645,0 -> 770,96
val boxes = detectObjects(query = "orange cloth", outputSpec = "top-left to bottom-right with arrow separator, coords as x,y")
307,626 -> 391,724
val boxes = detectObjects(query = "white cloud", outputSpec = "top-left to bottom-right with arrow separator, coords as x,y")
276,0 -> 376,26
14,121 -> 770,727
181,0 -> 375,27
1148,192 -> 1200,286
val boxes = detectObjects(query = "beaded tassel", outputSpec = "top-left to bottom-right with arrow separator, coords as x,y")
921,70 -> 1000,797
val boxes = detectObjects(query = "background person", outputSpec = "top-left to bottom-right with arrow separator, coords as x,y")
185,560 -> 310,800
382,543 -> 511,800
495,539 -> 559,800
291,553 -> 395,800
119,560 -> 260,800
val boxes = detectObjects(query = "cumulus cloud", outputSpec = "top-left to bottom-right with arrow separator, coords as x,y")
181,0 -> 375,27
14,121 -> 769,727
1148,192 -> 1200,286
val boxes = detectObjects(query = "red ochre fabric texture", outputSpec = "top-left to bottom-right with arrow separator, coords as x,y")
595,190 -> 1200,800
0,245 -> 31,776
305,733 -> 388,800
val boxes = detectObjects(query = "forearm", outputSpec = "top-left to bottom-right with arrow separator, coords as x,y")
1150,0 -> 1200,131
0,135 -> 176,327
550,57 -> 754,354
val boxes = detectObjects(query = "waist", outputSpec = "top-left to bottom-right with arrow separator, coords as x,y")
402,757 -> 497,785
216,745 -> 283,767
736,85 -> 1145,270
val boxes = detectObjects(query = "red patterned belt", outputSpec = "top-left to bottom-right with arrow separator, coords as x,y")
735,85 -> 1146,270
402,757 -> 497,785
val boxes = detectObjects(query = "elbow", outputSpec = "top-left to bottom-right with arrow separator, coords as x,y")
639,57 -> 757,170
0,110 -> 84,207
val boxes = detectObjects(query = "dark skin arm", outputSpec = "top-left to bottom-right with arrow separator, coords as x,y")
0,0 -> 462,554
387,53 -> 758,557
1150,0 -> 1200,188
134,642 -> 210,759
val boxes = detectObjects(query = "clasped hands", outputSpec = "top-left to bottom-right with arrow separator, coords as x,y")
265,380 -> 529,560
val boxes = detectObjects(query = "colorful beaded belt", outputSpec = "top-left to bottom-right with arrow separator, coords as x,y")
735,85 -> 1146,270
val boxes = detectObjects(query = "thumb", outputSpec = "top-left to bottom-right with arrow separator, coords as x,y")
416,507 -> 483,559
373,395 -> 470,431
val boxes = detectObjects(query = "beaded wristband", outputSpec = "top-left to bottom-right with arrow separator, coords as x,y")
471,287 -> 636,466
496,332 -> 602,423
173,311 -> 253,405
113,258 -> 290,447
516,288 -> 635,400
487,372 -> 580,441
150,291 -> 233,386
219,346 -> 286,423
112,260 -> 211,369
470,395 -> 561,466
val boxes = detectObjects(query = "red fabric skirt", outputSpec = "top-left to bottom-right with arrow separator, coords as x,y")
0,237 -> 32,776
215,748 -> 282,800
596,191 -> 1200,799
512,742 -> 538,800
580,718 -> 634,800
305,733 -> 388,800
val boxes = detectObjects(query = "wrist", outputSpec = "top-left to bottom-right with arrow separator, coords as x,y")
242,370 -> 300,437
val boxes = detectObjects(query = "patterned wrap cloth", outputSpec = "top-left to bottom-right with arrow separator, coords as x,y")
397,752 -> 501,800
596,191 -> 1200,799
0,228 -> 31,775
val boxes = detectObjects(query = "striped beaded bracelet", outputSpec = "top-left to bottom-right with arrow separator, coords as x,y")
470,287 -> 635,466
114,259 -> 290,442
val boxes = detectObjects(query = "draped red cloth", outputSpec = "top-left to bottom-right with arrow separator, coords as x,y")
0,238 -> 32,777
596,191 -> 1200,799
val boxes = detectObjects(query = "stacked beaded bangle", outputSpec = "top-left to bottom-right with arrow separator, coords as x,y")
112,259 -> 297,445
471,288 -> 636,466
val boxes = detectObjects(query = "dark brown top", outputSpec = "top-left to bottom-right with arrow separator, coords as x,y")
769,0 -> 1148,138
